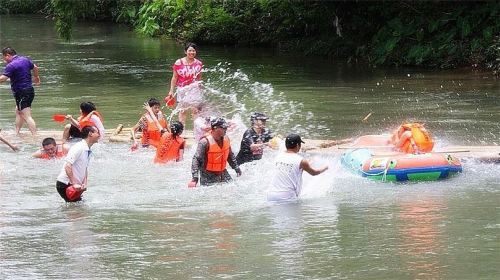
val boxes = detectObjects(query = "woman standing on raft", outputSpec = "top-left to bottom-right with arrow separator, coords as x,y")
165,43 -> 203,125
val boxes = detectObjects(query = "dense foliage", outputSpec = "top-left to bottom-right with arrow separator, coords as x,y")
2,0 -> 499,73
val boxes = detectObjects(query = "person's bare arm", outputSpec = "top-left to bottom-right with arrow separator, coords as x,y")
32,64 -> 40,85
168,71 -> 178,97
0,74 -> 9,83
0,134 -> 19,152
300,159 -> 328,176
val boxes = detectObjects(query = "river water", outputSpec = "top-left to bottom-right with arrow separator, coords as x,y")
1,15 -> 499,279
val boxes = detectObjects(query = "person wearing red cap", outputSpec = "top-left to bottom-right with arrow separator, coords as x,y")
188,117 -> 242,187
267,133 -> 329,202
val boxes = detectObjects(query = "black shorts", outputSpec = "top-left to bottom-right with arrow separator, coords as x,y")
14,87 -> 35,111
56,181 -> 82,202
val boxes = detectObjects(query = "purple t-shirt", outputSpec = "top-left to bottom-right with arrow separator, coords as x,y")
2,55 -> 35,93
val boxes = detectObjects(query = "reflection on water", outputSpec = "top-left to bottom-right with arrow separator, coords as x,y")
398,197 -> 446,279
1,15 -> 499,279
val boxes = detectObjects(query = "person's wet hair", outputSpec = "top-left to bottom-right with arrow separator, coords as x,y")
80,101 -> 97,114
185,42 -> 198,51
1,47 -> 16,56
170,121 -> 184,137
42,137 -> 56,147
148,98 -> 161,107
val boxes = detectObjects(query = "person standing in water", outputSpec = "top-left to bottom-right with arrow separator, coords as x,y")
188,117 -> 242,187
0,47 -> 40,135
236,112 -> 274,165
55,126 -> 100,203
166,42 -> 203,125
267,134 -> 329,202
192,104 -> 211,142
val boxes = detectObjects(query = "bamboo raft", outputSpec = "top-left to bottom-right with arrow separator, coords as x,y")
5,125 -> 500,163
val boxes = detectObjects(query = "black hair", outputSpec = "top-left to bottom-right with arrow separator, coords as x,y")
170,121 -> 184,137
184,42 -> 198,51
2,47 -> 16,56
81,126 -> 97,138
80,101 -> 97,115
148,98 -> 161,107
42,137 -> 56,146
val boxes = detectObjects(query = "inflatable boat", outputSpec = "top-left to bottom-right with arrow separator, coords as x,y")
341,148 -> 463,182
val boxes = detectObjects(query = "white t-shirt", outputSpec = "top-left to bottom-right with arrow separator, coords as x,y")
267,152 -> 303,201
90,115 -> 105,142
56,140 -> 92,185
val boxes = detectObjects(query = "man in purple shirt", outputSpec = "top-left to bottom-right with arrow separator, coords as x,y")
0,47 -> 40,135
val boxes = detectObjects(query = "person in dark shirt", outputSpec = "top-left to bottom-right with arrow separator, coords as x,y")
236,112 -> 274,165
188,117 -> 241,187
0,47 -> 40,135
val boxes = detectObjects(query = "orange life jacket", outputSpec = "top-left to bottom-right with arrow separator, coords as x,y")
154,133 -> 185,164
141,113 -> 167,148
205,135 -> 230,172
78,111 -> 103,129
396,123 -> 434,153
40,144 -> 66,159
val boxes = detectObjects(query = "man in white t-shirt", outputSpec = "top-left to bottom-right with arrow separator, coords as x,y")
55,126 -> 100,202
267,134 -> 328,202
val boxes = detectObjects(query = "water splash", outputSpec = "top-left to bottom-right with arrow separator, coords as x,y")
202,62 -> 306,135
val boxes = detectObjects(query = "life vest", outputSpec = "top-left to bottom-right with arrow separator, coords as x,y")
40,144 -> 66,159
396,123 -> 434,153
154,133 -> 185,164
78,111 -> 103,129
205,135 -> 230,172
141,113 -> 167,148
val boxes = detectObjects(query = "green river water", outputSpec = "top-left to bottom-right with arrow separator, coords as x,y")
0,15 -> 499,279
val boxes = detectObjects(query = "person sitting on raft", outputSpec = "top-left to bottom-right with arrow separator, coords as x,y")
154,121 -> 186,164
390,123 -> 434,154
63,101 -> 105,143
32,137 -> 69,159
131,98 -> 167,149
188,117 -> 242,187
236,112 -> 274,165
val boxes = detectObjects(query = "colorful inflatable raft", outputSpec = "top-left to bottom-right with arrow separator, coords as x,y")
341,148 -> 463,182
